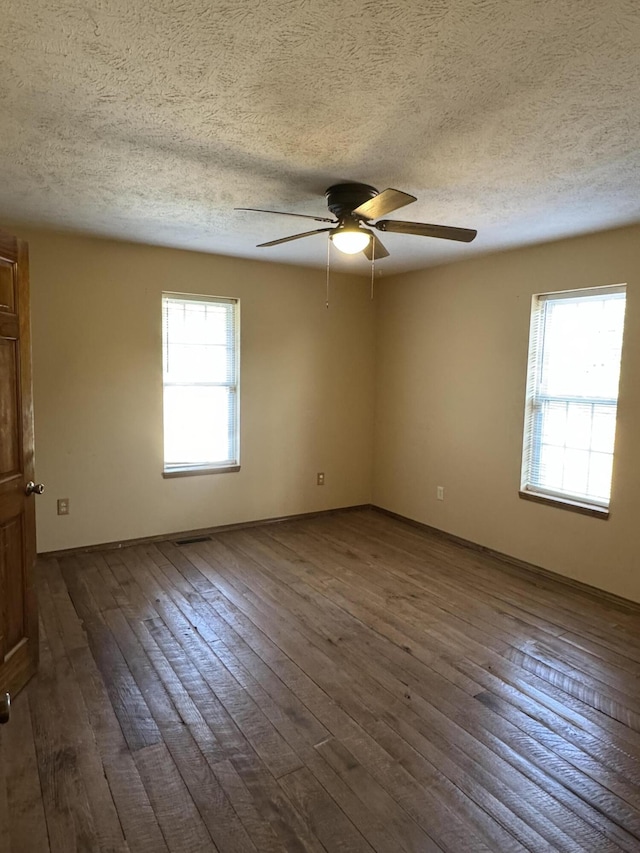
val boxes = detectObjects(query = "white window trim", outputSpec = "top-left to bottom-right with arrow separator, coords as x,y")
162,292 -> 240,478
520,284 -> 626,517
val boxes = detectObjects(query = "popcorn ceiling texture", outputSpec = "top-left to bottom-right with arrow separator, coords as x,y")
0,0 -> 639,273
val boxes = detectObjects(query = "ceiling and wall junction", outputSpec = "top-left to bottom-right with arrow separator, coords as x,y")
1,0 -> 639,273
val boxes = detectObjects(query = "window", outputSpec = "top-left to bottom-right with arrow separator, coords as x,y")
521,285 -> 626,515
162,293 -> 239,476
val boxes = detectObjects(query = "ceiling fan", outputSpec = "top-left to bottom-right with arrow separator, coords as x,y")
237,182 -> 477,259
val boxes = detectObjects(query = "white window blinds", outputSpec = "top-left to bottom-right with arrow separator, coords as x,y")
162,294 -> 239,473
521,285 -> 626,509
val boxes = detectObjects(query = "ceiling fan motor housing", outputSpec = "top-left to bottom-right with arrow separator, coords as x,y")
325,183 -> 378,220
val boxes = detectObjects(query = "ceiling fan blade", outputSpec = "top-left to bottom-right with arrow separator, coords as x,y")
352,188 -> 417,220
362,233 -> 390,260
236,207 -> 335,223
376,220 -> 477,243
257,228 -> 333,248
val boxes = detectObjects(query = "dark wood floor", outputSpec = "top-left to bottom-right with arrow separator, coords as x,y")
2,509 -> 640,852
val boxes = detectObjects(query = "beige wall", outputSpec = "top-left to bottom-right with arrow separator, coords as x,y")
16,229 -> 375,553
374,224 -> 640,603
13,221 -> 640,602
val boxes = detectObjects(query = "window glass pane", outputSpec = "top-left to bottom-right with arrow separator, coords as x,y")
164,386 -> 234,466
564,403 -> 593,451
164,301 -> 235,384
540,294 -> 625,400
162,294 -> 239,470
538,444 -> 564,490
590,407 -> 617,453
540,401 -> 567,447
561,447 -> 590,496
587,452 -> 613,502
166,343 -> 231,384
522,286 -> 625,508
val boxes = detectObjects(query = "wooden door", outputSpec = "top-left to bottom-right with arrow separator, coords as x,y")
0,230 -> 39,724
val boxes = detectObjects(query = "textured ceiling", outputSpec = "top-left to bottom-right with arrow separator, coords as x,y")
1,0 -> 639,274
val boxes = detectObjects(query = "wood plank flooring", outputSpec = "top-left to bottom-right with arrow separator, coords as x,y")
2,508 -> 640,852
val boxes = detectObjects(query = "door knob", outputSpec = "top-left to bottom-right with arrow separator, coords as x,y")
0,693 -> 9,724
25,481 -> 45,496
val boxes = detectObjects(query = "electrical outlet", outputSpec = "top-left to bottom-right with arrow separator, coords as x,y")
317,472 -> 325,486
57,498 -> 70,515
436,486 -> 444,501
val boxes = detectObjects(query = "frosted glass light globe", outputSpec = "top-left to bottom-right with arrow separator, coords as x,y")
331,229 -> 371,254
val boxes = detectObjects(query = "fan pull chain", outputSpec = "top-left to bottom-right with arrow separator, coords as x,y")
326,236 -> 331,309
370,238 -> 376,300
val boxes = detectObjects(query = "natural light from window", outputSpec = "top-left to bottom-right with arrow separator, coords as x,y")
521,286 -> 626,510
162,294 -> 239,474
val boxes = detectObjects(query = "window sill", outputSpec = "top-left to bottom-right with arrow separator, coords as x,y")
163,464 -> 241,479
518,489 -> 609,519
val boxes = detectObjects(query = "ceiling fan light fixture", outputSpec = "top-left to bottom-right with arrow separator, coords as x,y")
243,182 -> 477,257
330,227 -> 371,255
